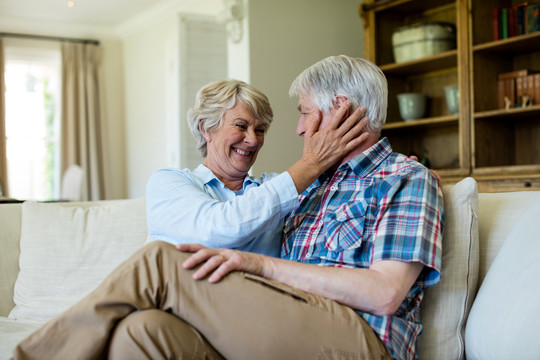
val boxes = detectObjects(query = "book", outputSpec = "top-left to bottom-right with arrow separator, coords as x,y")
516,3 -> 528,35
498,79 -> 505,108
527,4 -> 540,33
507,78 -> 516,107
516,75 -> 536,106
497,78 -> 516,109
501,8 -> 509,38
497,70 -> 539,109
498,69 -> 530,80
516,76 -> 525,100
498,79 -> 505,109
493,7 -> 500,40
534,74 -> 540,105
509,6 -> 517,37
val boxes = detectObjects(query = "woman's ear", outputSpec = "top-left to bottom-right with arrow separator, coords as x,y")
199,120 -> 211,142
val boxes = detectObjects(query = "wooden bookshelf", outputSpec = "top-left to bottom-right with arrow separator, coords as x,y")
360,0 -> 540,191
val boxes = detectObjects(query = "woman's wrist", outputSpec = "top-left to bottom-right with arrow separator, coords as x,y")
287,157 -> 323,195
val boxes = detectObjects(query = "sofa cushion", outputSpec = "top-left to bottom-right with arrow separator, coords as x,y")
476,190 -> 539,287
9,199 -> 148,323
465,190 -> 540,360
417,177 -> 479,360
0,204 -> 22,317
0,317 -> 42,358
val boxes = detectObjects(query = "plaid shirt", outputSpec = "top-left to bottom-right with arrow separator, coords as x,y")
281,137 -> 444,360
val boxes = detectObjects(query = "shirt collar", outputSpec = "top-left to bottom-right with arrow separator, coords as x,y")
340,137 -> 393,178
193,164 -> 261,189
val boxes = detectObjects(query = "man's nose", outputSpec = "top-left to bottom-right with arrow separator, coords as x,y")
296,118 -> 305,136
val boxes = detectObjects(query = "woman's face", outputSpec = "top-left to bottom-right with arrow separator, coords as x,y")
204,102 -> 268,186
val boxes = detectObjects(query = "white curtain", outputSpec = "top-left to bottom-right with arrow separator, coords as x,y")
61,42 -> 107,201
0,38 -> 7,197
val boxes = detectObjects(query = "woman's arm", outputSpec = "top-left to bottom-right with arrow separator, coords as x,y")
146,169 -> 296,249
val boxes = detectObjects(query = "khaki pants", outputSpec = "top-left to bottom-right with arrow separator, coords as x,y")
13,241 -> 392,360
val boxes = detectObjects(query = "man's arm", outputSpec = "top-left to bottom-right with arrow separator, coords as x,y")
178,244 -> 423,316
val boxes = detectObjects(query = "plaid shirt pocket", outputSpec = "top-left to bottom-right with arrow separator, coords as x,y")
323,202 -> 366,252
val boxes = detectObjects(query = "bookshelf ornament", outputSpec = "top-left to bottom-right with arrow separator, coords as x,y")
219,0 -> 244,43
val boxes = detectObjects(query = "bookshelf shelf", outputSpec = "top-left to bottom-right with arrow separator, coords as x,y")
380,50 -> 458,75
473,31 -> 540,53
474,104 -> 540,119
383,115 -> 458,129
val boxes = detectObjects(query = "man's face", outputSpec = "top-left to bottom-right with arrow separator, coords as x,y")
295,94 -> 334,137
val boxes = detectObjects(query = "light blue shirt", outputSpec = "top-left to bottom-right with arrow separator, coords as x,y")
146,164 -> 299,257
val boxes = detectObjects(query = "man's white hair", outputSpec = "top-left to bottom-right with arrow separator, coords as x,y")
289,55 -> 388,133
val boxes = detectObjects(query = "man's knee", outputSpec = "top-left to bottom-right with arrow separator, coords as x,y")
109,310 -> 223,359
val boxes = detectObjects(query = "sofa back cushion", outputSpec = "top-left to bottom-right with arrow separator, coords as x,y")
0,204 -> 22,317
465,190 -> 540,360
476,190 -> 540,287
417,177 -> 479,360
9,198 -> 149,323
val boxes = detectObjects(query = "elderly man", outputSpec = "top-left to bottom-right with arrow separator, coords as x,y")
14,56 -> 443,360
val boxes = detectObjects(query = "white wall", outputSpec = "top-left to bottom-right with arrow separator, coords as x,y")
247,0 -> 364,175
120,0 -> 222,198
123,19 -> 179,198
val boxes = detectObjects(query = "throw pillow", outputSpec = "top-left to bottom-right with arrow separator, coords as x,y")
417,177 -> 479,360
9,198 -> 148,323
465,191 -> 540,360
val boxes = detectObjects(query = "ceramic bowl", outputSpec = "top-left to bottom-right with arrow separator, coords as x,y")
397,93 -> 427,121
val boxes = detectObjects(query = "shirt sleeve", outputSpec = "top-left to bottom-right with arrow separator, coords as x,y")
146,169 -> 299,249
372,166 -> 444,287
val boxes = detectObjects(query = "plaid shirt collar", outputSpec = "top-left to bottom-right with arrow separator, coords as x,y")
315,137 -> 393,188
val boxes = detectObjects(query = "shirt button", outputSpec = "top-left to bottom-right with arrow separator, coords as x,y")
330,185 -> 338,191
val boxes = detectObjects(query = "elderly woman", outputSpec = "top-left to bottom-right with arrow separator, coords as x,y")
146,79 -> 367,257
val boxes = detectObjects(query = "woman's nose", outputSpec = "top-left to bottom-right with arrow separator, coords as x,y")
244,129 -> 258,145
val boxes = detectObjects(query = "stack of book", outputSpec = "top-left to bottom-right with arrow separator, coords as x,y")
493,3 -> 540,40
498,69 -> 540,109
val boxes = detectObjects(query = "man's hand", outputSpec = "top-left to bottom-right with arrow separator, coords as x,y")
177,244 -> 267,283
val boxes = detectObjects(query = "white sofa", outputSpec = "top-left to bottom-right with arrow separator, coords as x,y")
0,178 -> 539,360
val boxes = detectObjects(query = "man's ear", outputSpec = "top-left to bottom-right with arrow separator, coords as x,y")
334,95 -> 348,107
333,95 -> 351,118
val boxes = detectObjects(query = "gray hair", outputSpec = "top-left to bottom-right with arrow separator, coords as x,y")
187,79 -> 274,157
289,55 -> 387,133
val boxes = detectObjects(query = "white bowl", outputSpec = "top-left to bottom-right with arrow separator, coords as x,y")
397,93 -> 427,121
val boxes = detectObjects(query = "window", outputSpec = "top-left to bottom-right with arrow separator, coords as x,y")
4,39 -> 61,201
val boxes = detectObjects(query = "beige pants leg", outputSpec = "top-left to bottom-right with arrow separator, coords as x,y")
14,241 -> 392,360
107,309 -> 224,360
